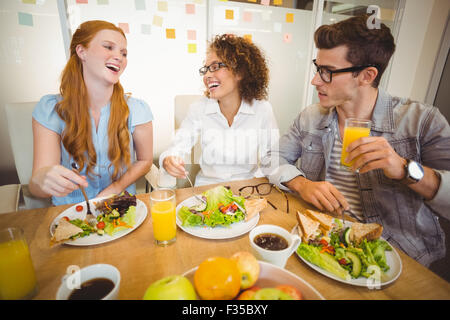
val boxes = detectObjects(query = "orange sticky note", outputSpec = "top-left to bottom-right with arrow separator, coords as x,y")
225,9 -> 234,20
188,43 -> 197,53
286,13 -> 294,23
166,28 -> 176,39
243,34 -> 252,43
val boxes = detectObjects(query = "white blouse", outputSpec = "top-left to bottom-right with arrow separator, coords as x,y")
159,96 -> 280,186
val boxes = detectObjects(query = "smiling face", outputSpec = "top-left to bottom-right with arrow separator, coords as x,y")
76,29 -> 128,87
203,50 -> 241,102
311,45 -> 360,109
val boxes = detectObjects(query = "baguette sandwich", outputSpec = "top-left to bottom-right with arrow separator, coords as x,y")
296,211 -> 320,243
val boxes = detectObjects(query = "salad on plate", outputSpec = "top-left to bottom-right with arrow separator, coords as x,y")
295,209 -> 393,282
177,185 -> 266,228
51,191 -> 137,244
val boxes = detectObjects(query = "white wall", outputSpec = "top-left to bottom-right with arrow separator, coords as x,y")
388,0 -> 450,101
0,0 -> 66,183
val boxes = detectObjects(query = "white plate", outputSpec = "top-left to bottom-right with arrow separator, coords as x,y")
50,196 -> 147,246
292,221 -> 402,287
176,196 -> 259,240
183,260 -> 325,300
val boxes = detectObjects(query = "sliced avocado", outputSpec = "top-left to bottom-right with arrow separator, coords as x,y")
344,227 -> 352,246
345,251 -> 362,278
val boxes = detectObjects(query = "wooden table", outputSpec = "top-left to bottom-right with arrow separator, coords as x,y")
1,178 -> 449,300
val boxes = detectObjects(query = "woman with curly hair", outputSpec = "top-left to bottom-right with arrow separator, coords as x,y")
160,34 -> 279,186
30,20 -> 154,205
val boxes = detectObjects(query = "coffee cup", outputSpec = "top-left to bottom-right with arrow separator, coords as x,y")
249,224 -> 301,268
56,264 -> 120,300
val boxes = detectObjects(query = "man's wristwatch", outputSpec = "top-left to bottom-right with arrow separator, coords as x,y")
400,159 -> 424,185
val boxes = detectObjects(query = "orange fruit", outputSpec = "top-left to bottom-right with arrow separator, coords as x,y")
194,256 -> 241,300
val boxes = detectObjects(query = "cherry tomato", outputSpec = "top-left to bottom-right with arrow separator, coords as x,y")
96,221 -> 105,229
339,258 -> 348,265
231,204 -> 238,211
319,239 -> 329,247
63,216 -> 70,221
75,205 -> 83,212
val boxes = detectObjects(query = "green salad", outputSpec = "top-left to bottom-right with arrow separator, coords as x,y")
297,220 -> 393,281
178,186 -> 246,228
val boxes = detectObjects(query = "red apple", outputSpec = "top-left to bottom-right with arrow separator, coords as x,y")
230,251 -> 260,289
237,286 -> 260,300
276,284 -> 303,300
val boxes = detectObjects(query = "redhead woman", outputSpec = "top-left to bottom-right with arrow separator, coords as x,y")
30,20 -> 153,205
160,34 -> 279,186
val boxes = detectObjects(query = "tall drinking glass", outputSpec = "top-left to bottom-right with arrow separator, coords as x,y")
0,227 -> 38,300
150,188 -> 177,246
341,118 -> 372,168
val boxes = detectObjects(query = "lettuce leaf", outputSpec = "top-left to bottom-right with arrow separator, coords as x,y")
104,206 -> 136,236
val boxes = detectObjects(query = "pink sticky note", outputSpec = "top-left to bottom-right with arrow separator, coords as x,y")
261,0 -> 270,5
76,0 -> 88,3
283,33 -> 292,43
118,23 -> 129,34
243,11 -> 252,23
186,4 -> 195,14
187,30 -> 196,41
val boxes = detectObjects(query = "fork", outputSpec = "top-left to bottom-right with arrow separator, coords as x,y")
71,162 -> 94,218
185,174 -> 207,205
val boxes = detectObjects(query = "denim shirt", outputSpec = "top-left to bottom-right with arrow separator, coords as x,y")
263,88 -> 450,266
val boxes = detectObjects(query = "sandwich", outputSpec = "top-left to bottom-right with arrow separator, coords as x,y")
304,209 -> 334,234
244,198 -> 268,221
350,222 -> 383,244
296,211 -> 320,243
51,218 -> 83,244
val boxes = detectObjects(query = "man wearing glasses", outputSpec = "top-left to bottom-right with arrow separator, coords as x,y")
262,14 -> 450,268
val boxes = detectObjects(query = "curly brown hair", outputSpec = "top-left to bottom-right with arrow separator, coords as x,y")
205,34 -> 269,103
314,14 -> 395,88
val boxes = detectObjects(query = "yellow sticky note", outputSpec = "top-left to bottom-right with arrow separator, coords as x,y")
158,1 -> 168,12
248,0 -> 257,2
166,28 -> 176,39
225,9 -> 234,20
188,43 -> 197,53
152,15 -> 163,27
274,0 -> 283,5
286,13 -> 294,23
243,34 -> 252,43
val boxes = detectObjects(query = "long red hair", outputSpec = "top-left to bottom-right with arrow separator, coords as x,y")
56,20 -> 131,181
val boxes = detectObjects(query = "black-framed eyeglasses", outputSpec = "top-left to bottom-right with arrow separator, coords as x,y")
238,183 -> 289,213
312,59 -> 377,83
199,62 -> 227,76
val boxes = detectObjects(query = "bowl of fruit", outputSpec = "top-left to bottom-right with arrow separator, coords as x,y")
142,251 -> 324,300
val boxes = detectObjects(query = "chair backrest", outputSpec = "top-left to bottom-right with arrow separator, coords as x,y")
174,95 -> 203,188
0,184 -> 20,214
5,102 -> 52,209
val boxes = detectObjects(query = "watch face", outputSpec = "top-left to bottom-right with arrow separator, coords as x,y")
409,161 -> 424,180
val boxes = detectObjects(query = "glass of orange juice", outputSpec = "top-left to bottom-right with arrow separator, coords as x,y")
150,188 -> 177,246
341,118 -> 372,168
0,227 -> 38,300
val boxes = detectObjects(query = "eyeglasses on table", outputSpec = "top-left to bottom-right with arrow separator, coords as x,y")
238,183 -> 289,213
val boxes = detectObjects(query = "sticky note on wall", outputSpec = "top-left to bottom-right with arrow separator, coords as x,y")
97,0 -> 109,4
261,0 -> 270,5
186,4 -> 195,14
286,13 -> 294,23
188,43 -> 197,53
243,11 -> 252,22
274,0 -> 283,5
158,1 -> 168,12
153,15 -> 163,27
135,0 -> 146,10
18,12 -> 33,26
166,28 -> 176,39
187,30 -> 196,41
76,0 -> 88,3
225,9 -> 234,20
243,34 -> 252,43
22,0 -> 36,4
